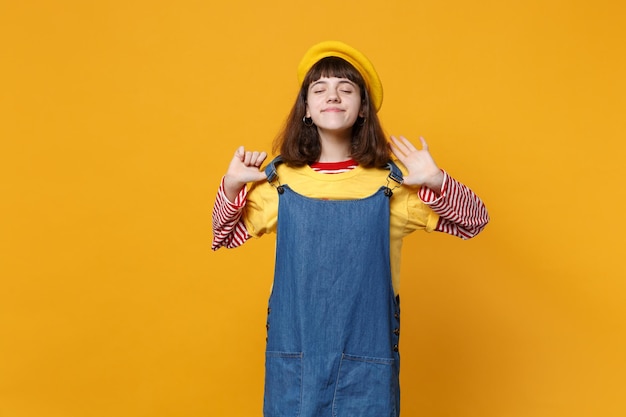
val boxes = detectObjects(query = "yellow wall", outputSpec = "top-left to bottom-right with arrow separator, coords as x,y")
1,0 -> 625,416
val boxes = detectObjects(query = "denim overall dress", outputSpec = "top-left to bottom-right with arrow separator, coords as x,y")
263,157 -> 403,417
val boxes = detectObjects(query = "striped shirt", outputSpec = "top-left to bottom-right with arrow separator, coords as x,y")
212,160 -> 488,250
310,159 -> 359,174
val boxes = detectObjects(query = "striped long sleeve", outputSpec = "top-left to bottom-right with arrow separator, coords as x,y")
211,177 -> 250,250
212,170 -> 489,250
418,171 -> 489,239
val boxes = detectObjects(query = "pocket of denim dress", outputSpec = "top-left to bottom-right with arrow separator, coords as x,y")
263,351 -> 303,417
332,353 -> 397,417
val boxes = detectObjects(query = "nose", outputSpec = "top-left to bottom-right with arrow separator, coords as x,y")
327,89 -> 340,102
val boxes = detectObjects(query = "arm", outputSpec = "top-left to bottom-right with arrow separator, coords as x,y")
390,135 -> 489,239
418,172 -> 489,239
211,146 -> 268,250
211,178 -> 250,250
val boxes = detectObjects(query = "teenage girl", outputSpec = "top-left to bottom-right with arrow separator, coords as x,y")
212,41 -> 489,417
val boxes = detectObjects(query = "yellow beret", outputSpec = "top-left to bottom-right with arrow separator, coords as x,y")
297,40 -> 383,112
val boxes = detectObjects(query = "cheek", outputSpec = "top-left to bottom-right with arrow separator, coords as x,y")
306,95 -> 322,111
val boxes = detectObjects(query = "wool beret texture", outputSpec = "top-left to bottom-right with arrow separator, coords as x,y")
297,41 -> 383,112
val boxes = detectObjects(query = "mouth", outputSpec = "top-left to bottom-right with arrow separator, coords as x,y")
322,107 -> 343,112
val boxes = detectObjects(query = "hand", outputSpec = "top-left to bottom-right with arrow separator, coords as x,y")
223,146 -> 268,201
389,136 -> 444,191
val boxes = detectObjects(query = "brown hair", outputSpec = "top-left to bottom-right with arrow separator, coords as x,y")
272,57 -> 390,168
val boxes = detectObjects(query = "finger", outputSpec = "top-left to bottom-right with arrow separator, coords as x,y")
250,151 -> 265,167
243,151 -> 253,165
389,147 -> 403,162
255,151 -> 268,166
419,136 -> 429,151
389,141 -> 406,162
248,151 -> 267,167
389,136 -> 408,155
391,135 -> 416,155
398,136 -> 418,152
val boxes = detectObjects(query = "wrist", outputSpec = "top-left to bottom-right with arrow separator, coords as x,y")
423,169 -> 444,195
223,175 -> 246,202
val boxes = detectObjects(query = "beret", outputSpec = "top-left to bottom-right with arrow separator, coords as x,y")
297,41 -> 383,112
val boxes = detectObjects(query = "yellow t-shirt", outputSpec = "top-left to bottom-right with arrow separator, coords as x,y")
243,162 -> 440,294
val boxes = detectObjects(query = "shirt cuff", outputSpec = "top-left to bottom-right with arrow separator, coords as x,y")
219,176 -> 247,208
418,170 -> 448,205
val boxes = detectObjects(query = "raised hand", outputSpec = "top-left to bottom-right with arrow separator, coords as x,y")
389,136 -> 444,192
223,146 -> 268,202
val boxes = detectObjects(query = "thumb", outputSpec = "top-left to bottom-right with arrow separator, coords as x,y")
234,146 -> 245,160
419,137 -> 429,151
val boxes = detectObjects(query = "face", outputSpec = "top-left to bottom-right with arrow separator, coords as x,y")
305,77 -> 364,135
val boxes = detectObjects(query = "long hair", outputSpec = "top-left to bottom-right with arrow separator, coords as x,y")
273,57 -> 390,168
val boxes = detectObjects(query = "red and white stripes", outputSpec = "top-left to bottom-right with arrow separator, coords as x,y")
211,168 -> 489,250
419,172 -> 490,239
211,177 -> 250,250
309,160 -> 359,174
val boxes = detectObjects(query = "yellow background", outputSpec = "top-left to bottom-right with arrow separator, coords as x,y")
1,0 -> 625,416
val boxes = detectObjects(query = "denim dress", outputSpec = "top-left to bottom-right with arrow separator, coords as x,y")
263,157 -> 402,417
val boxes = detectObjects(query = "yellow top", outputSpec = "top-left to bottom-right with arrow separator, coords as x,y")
243,162 -> 440,294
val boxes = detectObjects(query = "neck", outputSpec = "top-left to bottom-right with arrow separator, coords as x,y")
317,129 -> 352,162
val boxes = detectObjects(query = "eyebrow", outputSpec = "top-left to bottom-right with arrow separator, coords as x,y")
310,79 -> 357,88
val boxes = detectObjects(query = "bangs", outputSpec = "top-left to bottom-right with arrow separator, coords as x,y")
303,56 -> 366,88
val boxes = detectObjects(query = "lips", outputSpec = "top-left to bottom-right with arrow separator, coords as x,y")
322,107 -> 343,112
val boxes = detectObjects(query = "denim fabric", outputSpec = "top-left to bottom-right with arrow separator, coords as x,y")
263,159 -> 401,417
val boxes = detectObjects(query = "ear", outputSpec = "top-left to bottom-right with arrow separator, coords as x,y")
358,100 -> 369,118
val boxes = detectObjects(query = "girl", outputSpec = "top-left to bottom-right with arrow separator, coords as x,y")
212,41 -> 489,417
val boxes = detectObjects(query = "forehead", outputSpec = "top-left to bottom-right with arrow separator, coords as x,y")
303,56 -> 365,88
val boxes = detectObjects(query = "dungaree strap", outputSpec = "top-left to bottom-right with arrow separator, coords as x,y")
265,156 -> 404,184
385,161 -> 404,185
264,156 -> 284,183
